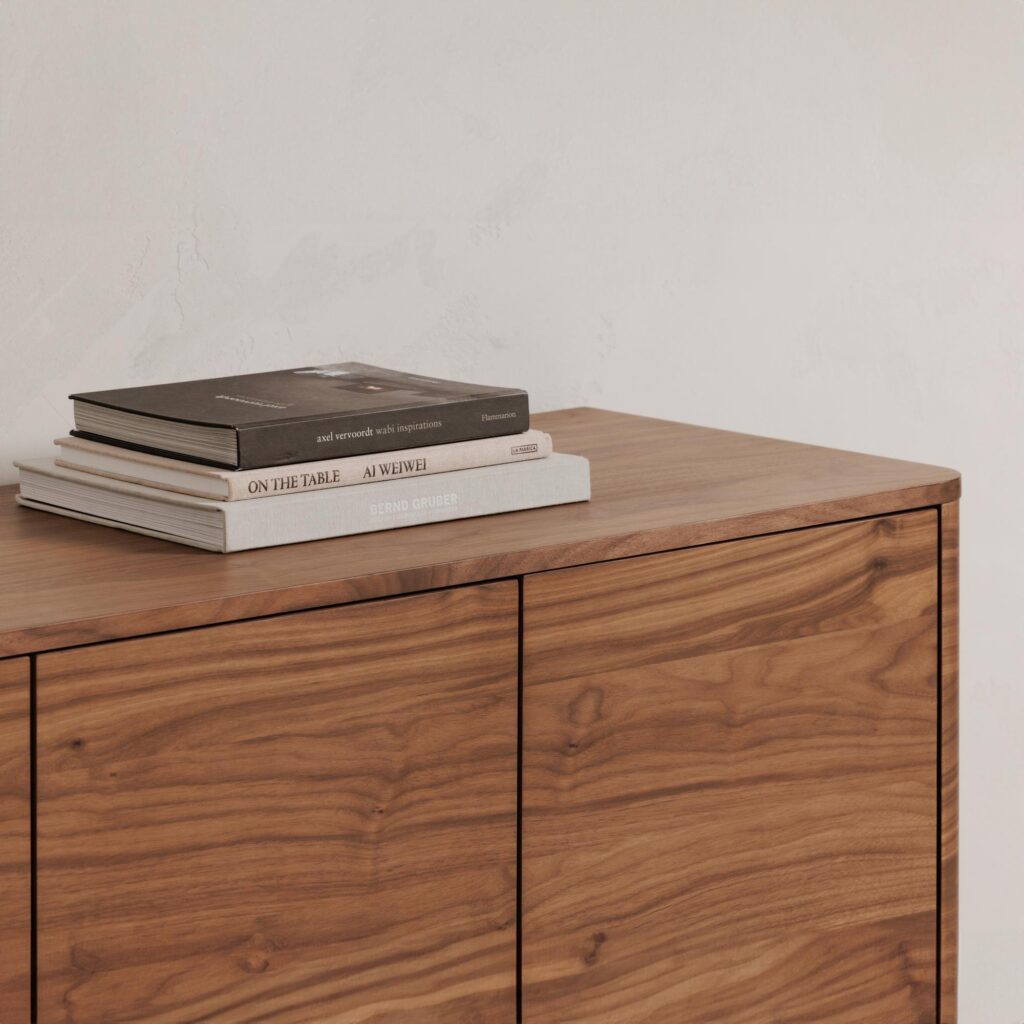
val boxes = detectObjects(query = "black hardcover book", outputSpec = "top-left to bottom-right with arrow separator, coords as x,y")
71,363 -> 529,470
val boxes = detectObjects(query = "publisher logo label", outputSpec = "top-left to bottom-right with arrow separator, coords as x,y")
512,443 -> 539,455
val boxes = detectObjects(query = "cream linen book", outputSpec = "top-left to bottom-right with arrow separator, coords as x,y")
53,430 -> 552,500
16,454 -> 590,553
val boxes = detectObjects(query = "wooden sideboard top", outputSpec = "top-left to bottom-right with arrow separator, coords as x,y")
0,407 -> 959,657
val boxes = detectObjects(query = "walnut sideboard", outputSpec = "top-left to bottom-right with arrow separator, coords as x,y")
0,408 -> 959,1024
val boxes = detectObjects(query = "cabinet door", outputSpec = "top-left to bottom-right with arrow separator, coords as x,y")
0,656 -> 30,1022
523,512 -> 938,1024
37,582 -> 518,1024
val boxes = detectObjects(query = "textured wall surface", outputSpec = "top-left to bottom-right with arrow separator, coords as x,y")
1,2 -> 1022,1017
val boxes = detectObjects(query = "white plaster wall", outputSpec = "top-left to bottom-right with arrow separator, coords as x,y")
2,2 -> 1022,1018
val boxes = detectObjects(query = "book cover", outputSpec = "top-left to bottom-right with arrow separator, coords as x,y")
54,430 -> 553,500
71,363 -> 529,469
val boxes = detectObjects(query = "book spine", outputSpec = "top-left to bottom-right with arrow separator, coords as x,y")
225,430 -> 551,500
235,393 -> 529,470
224,454 -> 590,552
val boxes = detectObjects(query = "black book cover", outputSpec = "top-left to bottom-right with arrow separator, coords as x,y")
71,363 -> 530,469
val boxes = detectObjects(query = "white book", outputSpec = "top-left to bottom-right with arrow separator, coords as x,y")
16,454 -> 590,553
54,430 -> 553,500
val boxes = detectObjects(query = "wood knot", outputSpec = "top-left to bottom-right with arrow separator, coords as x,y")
583,931 -> 607,966
248,932 -> 278,954
568,687 -> 604,727
70,943 -> 103,974
237,931 -> 277,973
239,953 -> 270,974
70,738 -> 85,751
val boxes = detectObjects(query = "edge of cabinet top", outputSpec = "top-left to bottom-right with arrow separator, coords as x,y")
0,407 -> 959,656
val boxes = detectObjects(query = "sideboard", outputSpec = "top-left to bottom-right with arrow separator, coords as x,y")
0,407 -> 959,1024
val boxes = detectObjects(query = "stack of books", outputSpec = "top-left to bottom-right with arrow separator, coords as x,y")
14,363 -> 590,552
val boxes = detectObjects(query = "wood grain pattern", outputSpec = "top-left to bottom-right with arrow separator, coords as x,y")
36,583 -> 518,1024
0,657 -> 31,1023
941,501 -> 959,1024
522,512 -> 939,1024
0,408 -> 960,656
